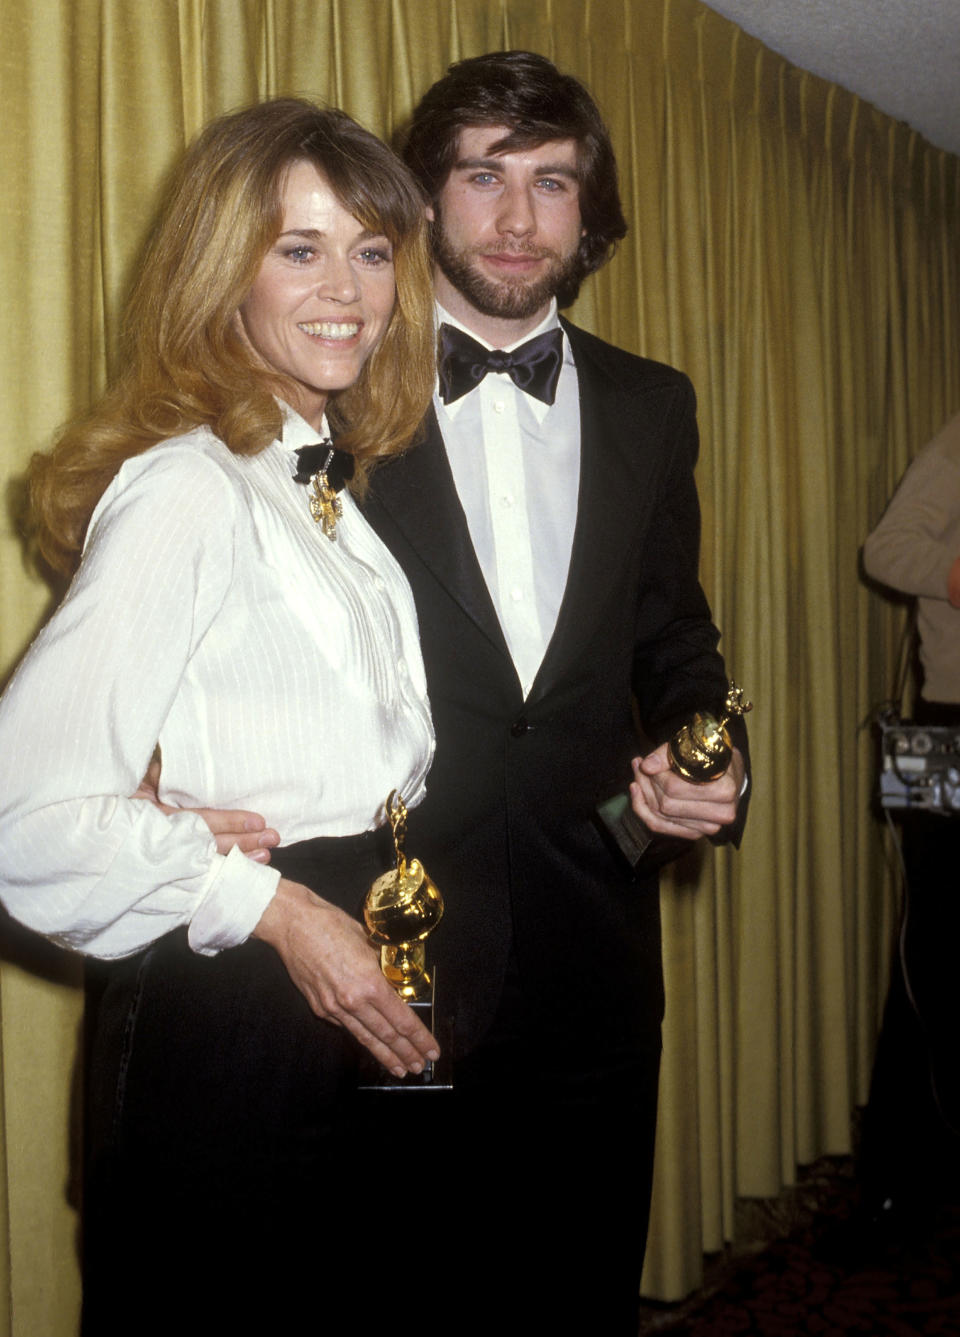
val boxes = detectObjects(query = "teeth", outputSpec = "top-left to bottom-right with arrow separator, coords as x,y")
298,322 -> 360,340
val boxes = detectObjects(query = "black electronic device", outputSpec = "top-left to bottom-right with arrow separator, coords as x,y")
877,709 -> 960,815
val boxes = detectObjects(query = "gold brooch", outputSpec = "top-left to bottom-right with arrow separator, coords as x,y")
308,448 -> 342,539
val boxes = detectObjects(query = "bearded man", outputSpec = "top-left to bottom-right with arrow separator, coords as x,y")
359,50 -> 749,1329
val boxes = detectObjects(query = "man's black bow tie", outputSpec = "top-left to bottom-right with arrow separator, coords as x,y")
292,442 -> 355,490
438,323 -> 564,406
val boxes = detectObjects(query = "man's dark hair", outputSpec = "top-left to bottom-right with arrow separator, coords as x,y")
402,50 -> 627,307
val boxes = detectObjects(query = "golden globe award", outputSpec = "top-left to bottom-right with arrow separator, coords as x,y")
361,791 -> 451,1089
596,680 -> 752,868
667,681 -> 753,781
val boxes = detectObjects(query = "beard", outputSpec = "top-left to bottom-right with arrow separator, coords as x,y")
431,219 -> 583,321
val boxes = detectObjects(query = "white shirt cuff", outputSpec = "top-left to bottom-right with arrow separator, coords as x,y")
187,845 -> 281,956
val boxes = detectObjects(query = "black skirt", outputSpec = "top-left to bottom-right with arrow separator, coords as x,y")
82,830 -> 399,1335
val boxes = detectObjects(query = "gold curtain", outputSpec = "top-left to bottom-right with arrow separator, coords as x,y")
2,0 -> 958,1327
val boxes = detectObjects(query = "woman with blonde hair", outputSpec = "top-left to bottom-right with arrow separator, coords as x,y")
0,98 -> 439,1329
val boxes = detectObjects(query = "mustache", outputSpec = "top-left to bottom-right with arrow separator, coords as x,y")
474,242 -> 561,261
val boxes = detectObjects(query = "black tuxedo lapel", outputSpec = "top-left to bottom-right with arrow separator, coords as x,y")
367,407 -> 510,659
528,323 -> 671,703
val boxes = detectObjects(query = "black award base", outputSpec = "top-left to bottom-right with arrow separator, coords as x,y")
594,789 -> 692,873
357,971 -> 454,1091
595,789 -> 653,867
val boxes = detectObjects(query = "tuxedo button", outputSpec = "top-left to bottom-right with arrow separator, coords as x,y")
510,716 -> 530,738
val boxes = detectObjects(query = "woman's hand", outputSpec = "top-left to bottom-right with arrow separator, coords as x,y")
252,878 -> 440,1078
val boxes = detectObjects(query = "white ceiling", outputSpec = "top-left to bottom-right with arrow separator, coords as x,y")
701,0 -> 960,157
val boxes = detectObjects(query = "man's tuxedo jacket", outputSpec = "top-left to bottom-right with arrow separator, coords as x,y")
364,320 -> 746,1059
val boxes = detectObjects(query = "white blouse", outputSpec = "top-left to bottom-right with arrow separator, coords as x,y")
0,406 -> 434,960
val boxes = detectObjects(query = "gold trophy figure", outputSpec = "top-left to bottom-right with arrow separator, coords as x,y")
668,680 -> 753,783
361,792 -> 450,1088
364,791 -> 443,1002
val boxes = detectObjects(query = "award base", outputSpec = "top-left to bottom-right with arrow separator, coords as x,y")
594,790 -> 653,867
357,972 -> 454,1092
594,789 -> 694,874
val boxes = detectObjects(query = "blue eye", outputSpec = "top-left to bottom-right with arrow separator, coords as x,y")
357,246 -> 392,266
284,245 -> 314,263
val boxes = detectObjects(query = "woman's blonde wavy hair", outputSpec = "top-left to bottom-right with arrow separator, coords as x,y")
31,98 -> 435,574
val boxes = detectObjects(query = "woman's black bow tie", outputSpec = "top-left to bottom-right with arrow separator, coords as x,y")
292,442 -> 356,539
292,442 -> 355,491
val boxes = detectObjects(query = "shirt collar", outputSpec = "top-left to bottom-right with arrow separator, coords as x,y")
276,400 -> 332,475
435,300 -> 569,423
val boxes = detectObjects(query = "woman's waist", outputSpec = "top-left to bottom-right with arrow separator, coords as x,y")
155,774 -> 428,848
271,826 -> 397,911
157,693 -> 434,834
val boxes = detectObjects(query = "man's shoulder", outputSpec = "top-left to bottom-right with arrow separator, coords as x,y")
561,319 -> 693,396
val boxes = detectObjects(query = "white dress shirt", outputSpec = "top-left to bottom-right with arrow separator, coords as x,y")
0,405 -> 434,959
436,301 -> 580,697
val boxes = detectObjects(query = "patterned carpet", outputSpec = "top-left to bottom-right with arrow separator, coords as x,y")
638,1159 -> 960,1336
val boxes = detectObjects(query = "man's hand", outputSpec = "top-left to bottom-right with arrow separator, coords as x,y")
630,743 -> 745,840
132,757 -> 280,863
253,879 -> 440,1078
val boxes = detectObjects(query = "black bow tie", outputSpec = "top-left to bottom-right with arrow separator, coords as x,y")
292,442 -> 355,491
438,324 -> 564,406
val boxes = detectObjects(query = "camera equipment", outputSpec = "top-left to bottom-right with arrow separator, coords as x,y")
877,708 -> 960,815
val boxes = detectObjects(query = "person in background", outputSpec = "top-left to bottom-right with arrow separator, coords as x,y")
0,98 -> 440,1332
859,410 -> 960,1247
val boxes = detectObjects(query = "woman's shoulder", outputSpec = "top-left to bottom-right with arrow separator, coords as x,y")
120,425 -> 240,485
105,426 -> 255,504
87,427 -> 249,546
